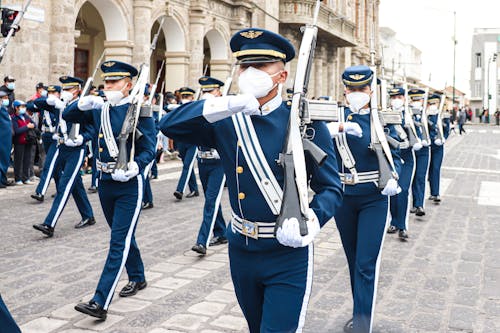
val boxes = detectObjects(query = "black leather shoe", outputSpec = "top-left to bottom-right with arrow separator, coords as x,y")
186,191 -> 199,198
88,186 -> 97,193
343,318 -> 353,333
409,207 -> 417,214
174,191 -> 183,200
75,217 -> 96,229
209,236 -> 228,246
191,244 -> 207,255
119,281 -> 147,297
415,207 -> 426,216
74,300 -> 107,320
142,202 -> 154,210
387,225 -> 398,234
33,224 -> 54,237
433,196 -> 441,203
399,229 -> 409,240
0,183 -> 5,189
51,193 -> 56,198
428,195 -> 437,201
151,174 -> 158,180
31,193 -> 44,202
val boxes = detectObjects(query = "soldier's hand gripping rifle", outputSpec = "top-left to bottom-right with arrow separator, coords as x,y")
0,0 -> 32,64
115,18 -> 165,171
68,51 -> 106,141
369,31 -> 398,189
275,0 -> 327,237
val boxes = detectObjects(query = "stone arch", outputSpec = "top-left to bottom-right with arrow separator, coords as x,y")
204,29 -> 228,61
202,27 -> 231,84
74,0 -> 130,41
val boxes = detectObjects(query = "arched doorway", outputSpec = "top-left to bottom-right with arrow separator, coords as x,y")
161,16 -> 188,92
150,19 -> 167,95
203,29 -> 230,85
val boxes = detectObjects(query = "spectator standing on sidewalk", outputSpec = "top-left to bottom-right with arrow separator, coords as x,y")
0,91 -> 13,188
0,75 -> 16,114
11,100 -> 36,185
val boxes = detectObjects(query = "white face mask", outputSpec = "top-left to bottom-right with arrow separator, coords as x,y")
238,66 -> 281,98
104,83 -> 127,106
346,92 -> 370,112
390,98 -> 404,110
411,101 -> 423,109
180,99 -> 191,104
201,92 -> 215,100
41,90 -> 48,97
61,90 -> 73,104
7,82 -> 15,90
428,104 -> 438,112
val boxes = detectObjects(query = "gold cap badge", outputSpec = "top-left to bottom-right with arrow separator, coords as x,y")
240,30 -> 263,39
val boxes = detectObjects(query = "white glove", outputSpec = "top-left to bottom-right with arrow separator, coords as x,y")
276,209 -> 321,248
343,122 -> 363,137
46,95 -> 58,106
212,150 -> 220,159
434,138 -> 444,146
421,139 -> 430,147
52,133 -> 59,141
381,178 -> 402,196
54,99 -> 66,110
412,142 -> 423,151
78,95 -> 104,111
326,122 -> 341,137
111,161 -> 139,182
65,135 -> 83,147
228,94 -> 260,116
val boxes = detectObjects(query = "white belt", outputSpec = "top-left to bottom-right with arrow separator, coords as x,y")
231,211 -> 275,239
96,160 -> 116,174
197,151 -> 218,159
43,126 -> 55,133
400,141 -> 410,149
339,171 -> 379,185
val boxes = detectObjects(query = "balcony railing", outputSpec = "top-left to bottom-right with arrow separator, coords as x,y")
279,0 -> 357,47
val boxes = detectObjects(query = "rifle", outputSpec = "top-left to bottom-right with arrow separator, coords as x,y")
275,0 -> 326,236
146,60 -> 165,106
0,0 -> 32,64
115,17 -> 165,171
68,50 -> 105,140
369,26 -> 398,189
402,81 -> 420,147
436,91 -> 446,143
420,88 -> 431,145
194,64 -> 209,100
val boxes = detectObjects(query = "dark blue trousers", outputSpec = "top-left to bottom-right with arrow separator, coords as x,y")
196,161 -> 226,247
411,146 -> 430,208
35,135 -> 59,195
43,147 -> 93,228
0,120 -> 11,186
0,294 -> 20,333
93,175 -> 145,310
90,139 -> 98,188
335,193 -> 389,333
176,143 -> 198,193
428,144 -> 444,196
390,149 -> 415,230
227,229 -> 313,333
143,161 -> 154,204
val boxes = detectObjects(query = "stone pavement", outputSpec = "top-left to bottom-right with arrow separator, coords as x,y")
1,124 -> 499,332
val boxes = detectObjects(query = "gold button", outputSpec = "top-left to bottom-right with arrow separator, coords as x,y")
99,148 -> 103,152
236,166 -> 244,174
347,115 -> 353,120
237,141 -> 242,147
98,133 -> 103,138
238,192 -> 245,200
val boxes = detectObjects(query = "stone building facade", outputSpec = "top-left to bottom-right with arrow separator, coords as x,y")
1,0 -> 380,101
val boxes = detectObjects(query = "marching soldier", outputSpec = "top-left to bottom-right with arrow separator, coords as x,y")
409,88 -> 431,216
427,93 -> 450,203
161,28 -> 342,332
191,76 -> 227,255
173,86 -> 199,200
28,85 -> 62,202
386,87 -> 419,240
326,66 -> 402,333
142,86 -> 156,209
64,61 -> 156,320
32,76 -> 96,237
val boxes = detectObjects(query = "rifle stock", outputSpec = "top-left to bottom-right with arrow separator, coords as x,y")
372,143 -> 393,188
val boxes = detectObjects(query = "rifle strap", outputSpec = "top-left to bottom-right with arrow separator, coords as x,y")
334,107 -> 359,183
232,113 -> 282,215
43,111 -> 55,133
100,103 -> 119,159
370,108 -> 397,173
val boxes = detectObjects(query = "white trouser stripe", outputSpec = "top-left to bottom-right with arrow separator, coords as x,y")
49,149 -> 84,228
41,148 -> 59,195
205,174 -> 226,248
422,147 -> 431,208
404,150 -> 417,230
103,174 -> 143,310
182,148 -> 198,194
296,243 -> 314,333
369,198 -> 390,333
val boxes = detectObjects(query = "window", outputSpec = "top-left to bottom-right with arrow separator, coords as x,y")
476,53 -> 482,68
474,81 -> 481,97
74,49 -> 89,79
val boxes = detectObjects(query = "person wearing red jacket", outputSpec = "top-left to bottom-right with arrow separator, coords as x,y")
11,100 -> 36,185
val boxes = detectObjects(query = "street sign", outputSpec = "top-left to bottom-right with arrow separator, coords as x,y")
2,4 -> 44,23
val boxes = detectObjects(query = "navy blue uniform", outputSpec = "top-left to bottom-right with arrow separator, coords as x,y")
195,147 -> 226,247
0,294 -> 20,333
411,112 -> 430,209
334,108 -> 402,333
160,96 -> 342,332
64,97 -> 156,310
0,106 -> 12,186
428,114 -> 450,197
176,141 -> 198,194
41,99 -> 94,229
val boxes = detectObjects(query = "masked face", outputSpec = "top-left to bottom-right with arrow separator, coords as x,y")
238,66 -> 282,98
61,90 -> 74,104
411,101 -> 423,109
390,98 -> 404,110
1,99 -> 9,107
41,90 -> 48,97
104,81 -> 128,106
180,98 -> 191,104
201,92 -> 215,100
19,107 -> 26,115
7,82 -> 15,90
346,92 -> 371,112
428,104 -> 438,112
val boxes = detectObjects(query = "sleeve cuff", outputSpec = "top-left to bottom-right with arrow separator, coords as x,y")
202,97 -> 233,123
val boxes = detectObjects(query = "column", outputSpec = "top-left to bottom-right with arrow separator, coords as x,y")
133,1 -> 153,70
165,51 -> 190,92
189,13 -> 206,88
210,60 -> 231,84
49,1 -> 77,82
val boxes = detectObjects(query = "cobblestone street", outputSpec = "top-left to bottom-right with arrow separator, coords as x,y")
1,124 -> 499,333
